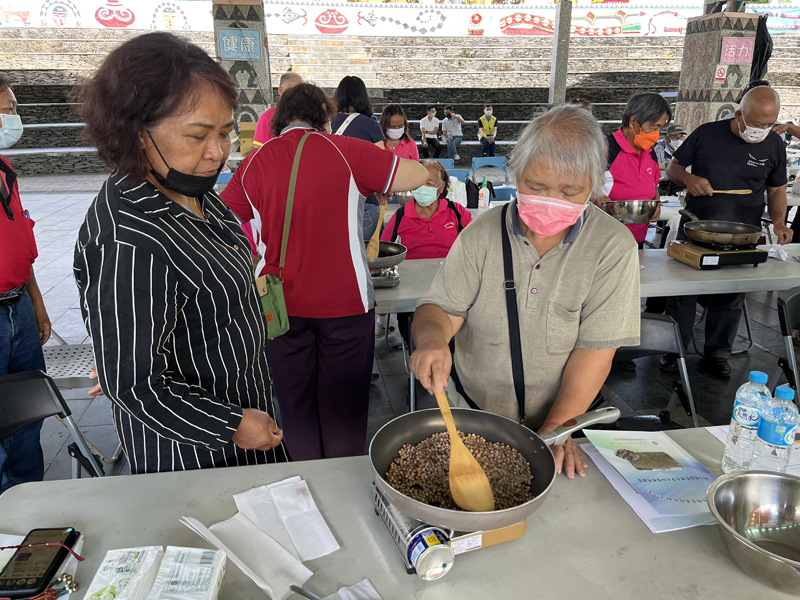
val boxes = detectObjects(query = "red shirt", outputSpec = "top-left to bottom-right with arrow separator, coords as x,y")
221,126 -> 399,318
386,138 -> 419,162
605,128 -> 660,243
253,106 -> 275,146
0,156 -> 37,292
381,199 -> 472,259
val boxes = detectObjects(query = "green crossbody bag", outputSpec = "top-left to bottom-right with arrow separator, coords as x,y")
257,131 -> 311,339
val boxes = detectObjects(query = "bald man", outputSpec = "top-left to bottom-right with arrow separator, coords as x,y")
252,71 -> 303,147
662,86 -> 789,378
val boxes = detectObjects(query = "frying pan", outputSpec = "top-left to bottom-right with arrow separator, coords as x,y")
369,406 -> 620,532
366,241 -> 407,270
680,210 -> 762,247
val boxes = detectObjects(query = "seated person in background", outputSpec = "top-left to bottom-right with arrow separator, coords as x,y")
377,159 -> 472,339
253,71 -> 302,148
420,105 -> 442,159
380,103 -> 418,161
382,159 -> 472,259
654,124 -> 686,169
442,105 -> 466,161
478,103 -> 497,157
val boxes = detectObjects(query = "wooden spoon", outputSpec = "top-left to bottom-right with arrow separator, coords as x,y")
434,391 -> 495,512
711,189 -> 752,195
366,203 -> 387,259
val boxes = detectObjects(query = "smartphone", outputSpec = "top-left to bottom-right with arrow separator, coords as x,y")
0,527 -> 79,599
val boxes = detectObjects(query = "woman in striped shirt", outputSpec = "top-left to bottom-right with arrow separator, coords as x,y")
72,33 -> 288,474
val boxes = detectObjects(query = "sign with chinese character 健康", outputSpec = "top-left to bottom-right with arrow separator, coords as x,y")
720,36 -> 755,65
217,28 -> 262,61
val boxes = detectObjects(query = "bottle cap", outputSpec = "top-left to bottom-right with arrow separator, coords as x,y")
748,371 -> 768,384
775,385 -> 795,401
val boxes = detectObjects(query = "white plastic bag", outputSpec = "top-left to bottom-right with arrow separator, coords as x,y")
448,176 -> 467,207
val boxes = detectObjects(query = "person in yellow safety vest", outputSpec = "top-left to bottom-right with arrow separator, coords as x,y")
478,103 -> 497,157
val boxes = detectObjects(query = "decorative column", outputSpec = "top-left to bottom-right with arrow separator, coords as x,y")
212,0 -> 273,150
675,11 -> 760,133
547,0 -> 572,104
548,0 -> 572,106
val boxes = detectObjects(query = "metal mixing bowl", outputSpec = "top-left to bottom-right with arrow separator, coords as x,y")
707,471 -> 800,596
602,200 -> 660,224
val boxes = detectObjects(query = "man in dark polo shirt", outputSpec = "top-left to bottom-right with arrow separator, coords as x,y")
664,85 -> 791,378
0,76 -> 52,493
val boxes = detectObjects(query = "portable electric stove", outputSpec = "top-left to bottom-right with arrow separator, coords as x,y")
667,240 -> 768,270
372,484 -> 526,580
371,266 -> 400,288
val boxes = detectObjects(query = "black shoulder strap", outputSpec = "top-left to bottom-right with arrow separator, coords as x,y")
446,199 -> 464,232
606,134 -> 623,170
390,205 -> 405,242
500,203 -> 526,422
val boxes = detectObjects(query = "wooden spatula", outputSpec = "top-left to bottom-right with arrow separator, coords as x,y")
711,189 -> 752,195
366,203 -> 387,259
434,391 -> 495,512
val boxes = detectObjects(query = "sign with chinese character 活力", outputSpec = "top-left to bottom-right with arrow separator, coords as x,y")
217,28 -> 262,61
720,37 -> 754,65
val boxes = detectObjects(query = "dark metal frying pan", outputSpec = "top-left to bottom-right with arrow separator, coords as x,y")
680,210 -> 762,247
369,407 -> 620,532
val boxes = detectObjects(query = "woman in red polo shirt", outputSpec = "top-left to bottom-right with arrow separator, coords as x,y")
377,159 -> 472,338
601,91 -> 670,246
381,159 -> 472,258
221,83 -> 427,461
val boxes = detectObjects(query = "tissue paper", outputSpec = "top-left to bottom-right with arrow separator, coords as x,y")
233,477 -> 302,561
322,579 -> 383,600
768,245 -> 789,261
270,480 -> 340,561
181,514 -> 312,600
234,477 -> 339,562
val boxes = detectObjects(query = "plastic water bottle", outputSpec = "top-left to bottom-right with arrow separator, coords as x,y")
478,176 -> 490,210
750,385 -> 799,473
721,371 -> 771,473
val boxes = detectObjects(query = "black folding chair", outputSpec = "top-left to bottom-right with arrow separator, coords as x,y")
0,370 -> 104,478
768,286 -> 800,400
614,313 -> 699,427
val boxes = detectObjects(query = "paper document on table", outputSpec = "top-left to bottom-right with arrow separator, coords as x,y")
582,430 -> 717,533
706,425 -> 800,476
181,514 -> 312,600
234,476 -> 339,561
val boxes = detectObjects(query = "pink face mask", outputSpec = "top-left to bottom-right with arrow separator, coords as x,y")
516,193 -> 589,238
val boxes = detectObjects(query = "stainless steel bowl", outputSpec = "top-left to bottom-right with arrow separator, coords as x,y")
366,241 -> 407,270
707,471 -> 800,596
602,200 -> 660,224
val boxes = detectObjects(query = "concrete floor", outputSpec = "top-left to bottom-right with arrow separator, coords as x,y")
14,174 -> 797,483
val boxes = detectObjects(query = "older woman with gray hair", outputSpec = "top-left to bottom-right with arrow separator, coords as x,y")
409,105 -> 641,479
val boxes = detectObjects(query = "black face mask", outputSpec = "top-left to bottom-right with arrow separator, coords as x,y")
147,131 -> 222,197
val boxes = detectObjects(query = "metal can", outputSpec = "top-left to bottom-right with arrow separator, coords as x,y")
373,484 -> 455,580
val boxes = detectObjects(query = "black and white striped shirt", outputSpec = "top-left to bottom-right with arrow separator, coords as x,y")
74,173 -> 289,474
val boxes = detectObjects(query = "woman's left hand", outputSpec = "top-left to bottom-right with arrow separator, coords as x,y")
550,437 -> 588,479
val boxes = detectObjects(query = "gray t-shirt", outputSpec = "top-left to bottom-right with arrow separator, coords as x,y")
418,201 -> 640,430
442,115 -> 463,137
